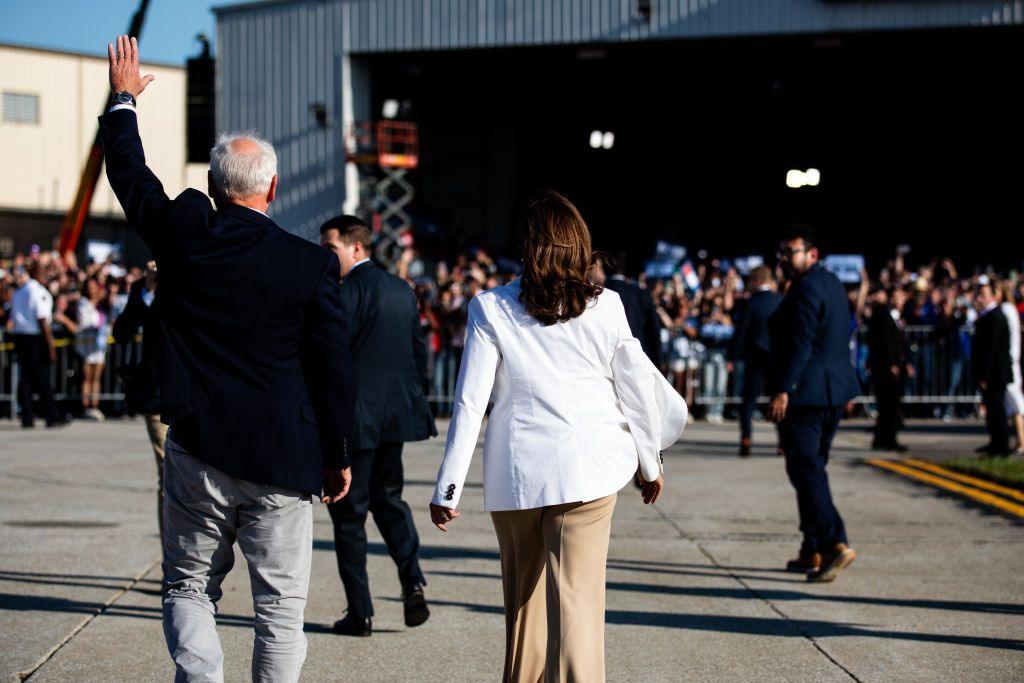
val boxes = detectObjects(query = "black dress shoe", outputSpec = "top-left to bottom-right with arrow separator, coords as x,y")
403,582 -> 430,628
332,614 -> 372,637
46,415 -> 72,429
739,443 -> 751,457
975,443 -> 994,454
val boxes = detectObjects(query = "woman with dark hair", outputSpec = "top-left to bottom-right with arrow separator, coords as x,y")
429,190 -> 686,682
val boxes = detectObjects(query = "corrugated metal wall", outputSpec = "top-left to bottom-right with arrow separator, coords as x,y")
221,0 -> 1023,55
340,0 -> 1022,52
217,1 -> 350,241
216,0 -> 1021,239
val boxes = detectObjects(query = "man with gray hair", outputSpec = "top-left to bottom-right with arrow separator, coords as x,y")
101,35 -> 355,682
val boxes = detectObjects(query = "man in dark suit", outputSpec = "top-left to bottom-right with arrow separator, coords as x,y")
320,216 -> 437,636
102,36 -> 354,681
767,224 -> 859,583
599,251 -> 662,366
972,281 -> 1012,455
112,260 -> 169,540
866,288 -> 912,452
728,266 -> 782,456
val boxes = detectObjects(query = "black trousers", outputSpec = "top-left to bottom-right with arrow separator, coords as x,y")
739,359 -> 766,440
779,405 -> 848,554
982,384 -> 1010,454
872,372 -> 903,447
12,334 -> 59,427
328,441 -> 424,618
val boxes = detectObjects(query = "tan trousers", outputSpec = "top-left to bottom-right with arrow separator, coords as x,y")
491,494 -> 617,683
144,413 -> 169,541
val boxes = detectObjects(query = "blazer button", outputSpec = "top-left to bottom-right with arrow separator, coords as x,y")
446,484 -> 456,492
444,493 -> 453,501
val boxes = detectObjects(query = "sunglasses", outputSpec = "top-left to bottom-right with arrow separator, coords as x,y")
776,246 -> 807,259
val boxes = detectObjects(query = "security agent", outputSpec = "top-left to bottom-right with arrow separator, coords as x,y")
320,215 -> 437,636
767,224 -> 859,583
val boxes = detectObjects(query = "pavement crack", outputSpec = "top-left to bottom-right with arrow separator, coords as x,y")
16,555 -> 162,682
651,504 -> 862,682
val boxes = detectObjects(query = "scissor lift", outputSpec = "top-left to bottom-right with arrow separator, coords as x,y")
345,120 -> 419,266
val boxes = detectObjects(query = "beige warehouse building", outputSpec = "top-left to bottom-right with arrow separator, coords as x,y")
0,43 -> 206,261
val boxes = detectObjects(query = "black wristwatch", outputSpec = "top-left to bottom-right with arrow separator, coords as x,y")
111,91 -> 136,107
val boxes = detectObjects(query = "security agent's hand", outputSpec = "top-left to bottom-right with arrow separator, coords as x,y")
768,392 -> 789,423
640,473 -> 664,505
107,35 -> 155,97
321,467 -> 352,504
144,260 -> 158,292
430,503 -> 460,532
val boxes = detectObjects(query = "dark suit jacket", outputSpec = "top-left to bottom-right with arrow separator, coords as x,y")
768,264 -> 859,407
866,305 -> 907,373
100,109 -> 355,494
729,289 -> 782,367
112,280 -> 162,415
341,261 -> 436,451
972,306 -> 1012,388
603,276 -> 662,366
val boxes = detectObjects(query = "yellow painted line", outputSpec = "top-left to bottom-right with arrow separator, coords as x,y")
867,458 -> 1024,518
903,458 -> 1024,504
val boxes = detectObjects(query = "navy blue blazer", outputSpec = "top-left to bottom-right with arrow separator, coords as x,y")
100,109 -> 355,494
768,264 -> 859,407
340,262 -> 437,450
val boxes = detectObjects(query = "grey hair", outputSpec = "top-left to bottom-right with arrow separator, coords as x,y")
209,131 -> 278,199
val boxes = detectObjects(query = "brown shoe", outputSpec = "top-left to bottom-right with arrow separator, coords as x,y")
807,544 -> 856,583
785,551 -> 821,573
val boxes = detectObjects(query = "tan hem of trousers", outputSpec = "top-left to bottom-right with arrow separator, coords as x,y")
491,493 -> 617,683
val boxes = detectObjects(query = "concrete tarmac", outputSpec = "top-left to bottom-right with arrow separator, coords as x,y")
1,417 -> 1021,682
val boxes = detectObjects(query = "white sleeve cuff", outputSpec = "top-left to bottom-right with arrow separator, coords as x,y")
109,104 -> 136,113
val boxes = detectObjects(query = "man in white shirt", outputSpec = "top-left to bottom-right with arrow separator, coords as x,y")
10,262 -> 65,428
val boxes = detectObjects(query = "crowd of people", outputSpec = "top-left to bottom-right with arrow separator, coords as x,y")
0,249 -> 148,423
4,242 -> 1023,448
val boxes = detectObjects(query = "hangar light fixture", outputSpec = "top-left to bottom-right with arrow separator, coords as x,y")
382,99 -> 400,119
590,130 -> 615,150
786,168 -> 821,189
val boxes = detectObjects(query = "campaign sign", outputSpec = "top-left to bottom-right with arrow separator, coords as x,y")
644,241 -> 687,279
824,255 -> 865,283
734,255 -> 764,275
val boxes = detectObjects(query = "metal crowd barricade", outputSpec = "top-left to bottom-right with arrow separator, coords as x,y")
1,331 -> 141,420
2,325 -> 982,421
680,324 -> 980,409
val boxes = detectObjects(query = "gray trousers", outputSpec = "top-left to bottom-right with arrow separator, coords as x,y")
162,433 -> 313,683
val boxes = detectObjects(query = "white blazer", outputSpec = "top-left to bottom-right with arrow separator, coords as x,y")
432,279 -> 686,512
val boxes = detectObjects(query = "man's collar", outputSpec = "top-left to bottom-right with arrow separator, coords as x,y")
608,274 -> 627,281
217,201 -> 274,226
981,301 -> 999,316
342,259 -> 372,281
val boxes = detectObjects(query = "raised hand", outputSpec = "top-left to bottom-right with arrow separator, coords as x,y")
107,35 -> 155,97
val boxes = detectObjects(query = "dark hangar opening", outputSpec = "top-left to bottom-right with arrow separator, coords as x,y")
365,27 -> 1023,270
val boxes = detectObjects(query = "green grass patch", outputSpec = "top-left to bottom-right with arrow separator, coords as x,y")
943,456 -> 1024,490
